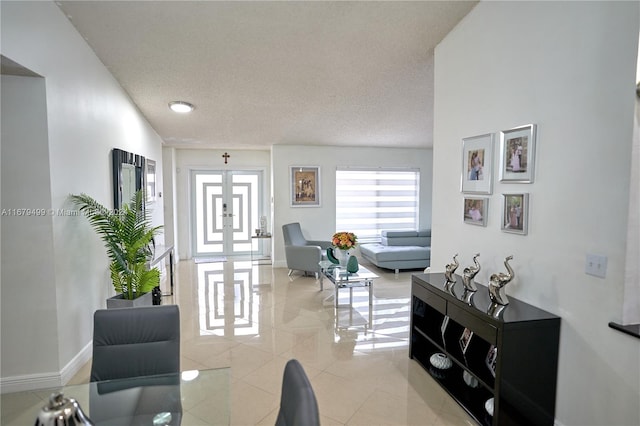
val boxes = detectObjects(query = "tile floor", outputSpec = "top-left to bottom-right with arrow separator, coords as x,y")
1,259 -> 476,426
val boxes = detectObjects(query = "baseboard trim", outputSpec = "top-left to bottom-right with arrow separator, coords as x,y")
60,341 -> 92,385
1,342 -> 91,394
0,371 -> 61,394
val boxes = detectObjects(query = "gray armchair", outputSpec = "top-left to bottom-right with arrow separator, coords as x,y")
282,222 -> 331,277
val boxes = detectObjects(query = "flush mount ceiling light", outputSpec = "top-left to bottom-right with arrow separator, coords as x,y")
168,101 -> 194,113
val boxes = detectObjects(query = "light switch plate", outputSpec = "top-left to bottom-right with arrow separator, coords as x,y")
585,254 -> 607,278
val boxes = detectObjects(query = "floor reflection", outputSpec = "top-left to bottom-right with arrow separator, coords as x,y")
2,258 -> 477,426
330,295 -> 411,354
197,260 -> 270,337
194,258 -> 412,357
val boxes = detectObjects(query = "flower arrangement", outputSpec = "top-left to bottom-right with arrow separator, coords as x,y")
332,232 -> 358,250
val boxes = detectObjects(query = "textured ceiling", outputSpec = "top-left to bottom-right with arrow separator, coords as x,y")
57,1 -> 477,150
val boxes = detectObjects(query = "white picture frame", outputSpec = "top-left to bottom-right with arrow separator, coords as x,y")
499,124 -> 537,183
461,133 -> 494,194
459,328 -> 474,355
501,193 -> 529,235
463,197 -> 488,227
486,345 -> 498,377
290,166 -> 321,207
145,159 -> 156,203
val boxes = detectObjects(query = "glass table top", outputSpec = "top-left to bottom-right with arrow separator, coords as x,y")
9,368 -> 229,426
318,261 -> 379,284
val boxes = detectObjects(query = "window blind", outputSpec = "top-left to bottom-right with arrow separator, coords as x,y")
335,169 -> 420,243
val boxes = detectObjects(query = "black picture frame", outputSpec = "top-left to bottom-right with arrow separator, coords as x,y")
112,148 -> 145,210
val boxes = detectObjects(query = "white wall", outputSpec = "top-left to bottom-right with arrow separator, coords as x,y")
168,145 -> 432,266
271,145 -> 433,267
172,148 -> 271,259
1,75 -> 59,378
1,1 -> 165,391
162,147 -> 179,254
433,2 -> 639,425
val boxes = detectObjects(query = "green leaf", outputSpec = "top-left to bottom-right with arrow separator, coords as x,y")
71,190 -> 163,299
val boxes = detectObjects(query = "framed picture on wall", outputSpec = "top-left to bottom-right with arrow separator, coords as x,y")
463,197 -> 488,226
461,133 -> 494,194
145,159 -> 156,203
501,193 -> 529,235
290,166 -> 321,207
499,124 -> 537,183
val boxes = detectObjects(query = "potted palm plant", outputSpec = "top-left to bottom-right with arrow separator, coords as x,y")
70,190 -> 163,308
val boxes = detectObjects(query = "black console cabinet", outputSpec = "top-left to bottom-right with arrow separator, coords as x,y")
410,273 -> 560,426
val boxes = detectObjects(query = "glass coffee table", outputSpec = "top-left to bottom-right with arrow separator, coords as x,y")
318,260 -> 378,308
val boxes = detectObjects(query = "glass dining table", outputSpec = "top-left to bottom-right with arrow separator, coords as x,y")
4,368 -> 229,426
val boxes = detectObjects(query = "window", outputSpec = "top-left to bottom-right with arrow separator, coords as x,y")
336,169 -> 420,243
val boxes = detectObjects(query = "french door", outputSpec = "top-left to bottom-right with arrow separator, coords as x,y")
191,170 -> 264,257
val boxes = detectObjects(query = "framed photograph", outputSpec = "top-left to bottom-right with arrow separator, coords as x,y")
501,193 -> 529,235
486,345 -> 498,377
441,316 -> 450,349
290,166 -> 320,207
499,124 -> 537,183
461,133 -> 493,194
463,197 -> 488,226
459,328 -> 474,355
145,159 -> 156,203
441,316 -> 450,336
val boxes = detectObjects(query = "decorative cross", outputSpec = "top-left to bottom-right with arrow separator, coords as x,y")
222,152 -> 230,164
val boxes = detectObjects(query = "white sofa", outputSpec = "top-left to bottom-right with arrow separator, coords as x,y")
359,230 -> 431,273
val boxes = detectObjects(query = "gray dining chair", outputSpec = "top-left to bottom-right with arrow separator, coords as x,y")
282,222 -> 331,277
275,359 -> 320,426
90,305 -> 180,382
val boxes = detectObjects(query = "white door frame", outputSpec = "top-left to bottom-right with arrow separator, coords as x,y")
190,168 -> 266,257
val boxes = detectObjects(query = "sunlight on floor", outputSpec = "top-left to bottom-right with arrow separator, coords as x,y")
1,259 -> 476,426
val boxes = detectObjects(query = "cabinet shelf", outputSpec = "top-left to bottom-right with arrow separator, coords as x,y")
410,273 -> 560,426
412,325 -> 495,391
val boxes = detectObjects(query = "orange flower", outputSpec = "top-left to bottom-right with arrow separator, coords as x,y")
331,232 -> 358,250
